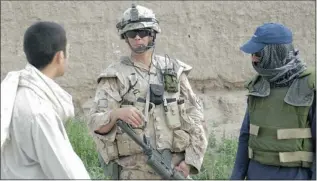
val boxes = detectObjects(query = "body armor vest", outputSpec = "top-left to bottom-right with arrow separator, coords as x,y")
246,68 -> 315,168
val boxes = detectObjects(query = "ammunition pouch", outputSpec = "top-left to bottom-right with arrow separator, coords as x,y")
165,98 -> 181,129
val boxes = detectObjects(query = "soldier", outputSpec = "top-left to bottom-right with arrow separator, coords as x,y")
87,4 -> 208,180
230,23 -> 316,180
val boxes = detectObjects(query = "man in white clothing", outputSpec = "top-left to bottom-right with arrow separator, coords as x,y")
1,21 -> 90,179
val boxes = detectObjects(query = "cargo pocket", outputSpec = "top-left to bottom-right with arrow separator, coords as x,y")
172,130 -> 190,152
98,139 -> 119,163
106,141 -> 119,161
165,98 -> 181,129
178,100 -> 194,132
116,129 -> 144,156
95,126 -> 119,163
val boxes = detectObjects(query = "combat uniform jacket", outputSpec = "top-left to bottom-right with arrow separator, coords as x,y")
87,55 -> 208,178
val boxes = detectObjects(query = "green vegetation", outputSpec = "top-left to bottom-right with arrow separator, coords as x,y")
192,132 -> 238,180
65,120 -> 106,179
65,120 -> 238,179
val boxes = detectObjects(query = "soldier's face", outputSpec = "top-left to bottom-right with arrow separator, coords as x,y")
125,29 -> 152,49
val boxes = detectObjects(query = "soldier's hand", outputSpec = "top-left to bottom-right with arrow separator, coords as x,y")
113,107 -> 143,127
175,161 -> 190,178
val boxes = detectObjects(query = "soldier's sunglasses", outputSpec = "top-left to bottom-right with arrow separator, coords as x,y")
125,29 -> 152,38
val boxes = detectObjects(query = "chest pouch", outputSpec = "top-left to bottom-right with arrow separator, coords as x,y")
163,69 -> 179,93
150,84 -> 164,105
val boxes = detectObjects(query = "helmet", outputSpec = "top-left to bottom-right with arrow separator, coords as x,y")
116,4 -> 161,39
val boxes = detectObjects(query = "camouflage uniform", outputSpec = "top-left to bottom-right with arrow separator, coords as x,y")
87,4 -> 208,180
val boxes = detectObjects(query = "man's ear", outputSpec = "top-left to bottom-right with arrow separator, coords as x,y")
149,36 -> 154,41
123,34 -> 130,43
53,50 -> 65,65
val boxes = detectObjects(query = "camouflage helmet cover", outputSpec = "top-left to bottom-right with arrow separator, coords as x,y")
116,4 -> 161,38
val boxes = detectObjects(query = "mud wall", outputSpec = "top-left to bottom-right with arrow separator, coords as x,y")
1,1 -> 315,140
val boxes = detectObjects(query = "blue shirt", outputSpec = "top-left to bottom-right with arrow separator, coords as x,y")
230,93 -> 316,180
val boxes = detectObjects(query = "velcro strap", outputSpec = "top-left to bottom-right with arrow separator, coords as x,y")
249,124 -> 259,136
248,147 -> 253,159
277,128 -> 312,139
279,151 -> 313,163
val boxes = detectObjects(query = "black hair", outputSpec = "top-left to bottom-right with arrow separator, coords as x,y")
23,21 -> 67,70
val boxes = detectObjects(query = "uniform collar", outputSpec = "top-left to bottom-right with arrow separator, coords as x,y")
121,56 -> 158,74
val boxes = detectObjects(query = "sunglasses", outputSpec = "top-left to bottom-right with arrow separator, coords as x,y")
125,29 -> 152,38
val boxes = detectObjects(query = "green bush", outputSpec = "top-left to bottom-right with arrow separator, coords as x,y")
65,120 -> 238,180
193,132 -> 238,180
65,120 -> 105,179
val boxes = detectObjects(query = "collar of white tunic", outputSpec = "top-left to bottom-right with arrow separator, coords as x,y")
1,63 -> 74,151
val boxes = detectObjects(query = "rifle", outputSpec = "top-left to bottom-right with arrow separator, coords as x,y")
116,119 -> 187,180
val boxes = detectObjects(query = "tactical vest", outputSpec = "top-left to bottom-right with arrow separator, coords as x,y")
246,68 -> 315,168
96,55 -> 194,161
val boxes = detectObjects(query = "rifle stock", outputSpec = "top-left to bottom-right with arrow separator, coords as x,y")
116,120 -> 187,180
